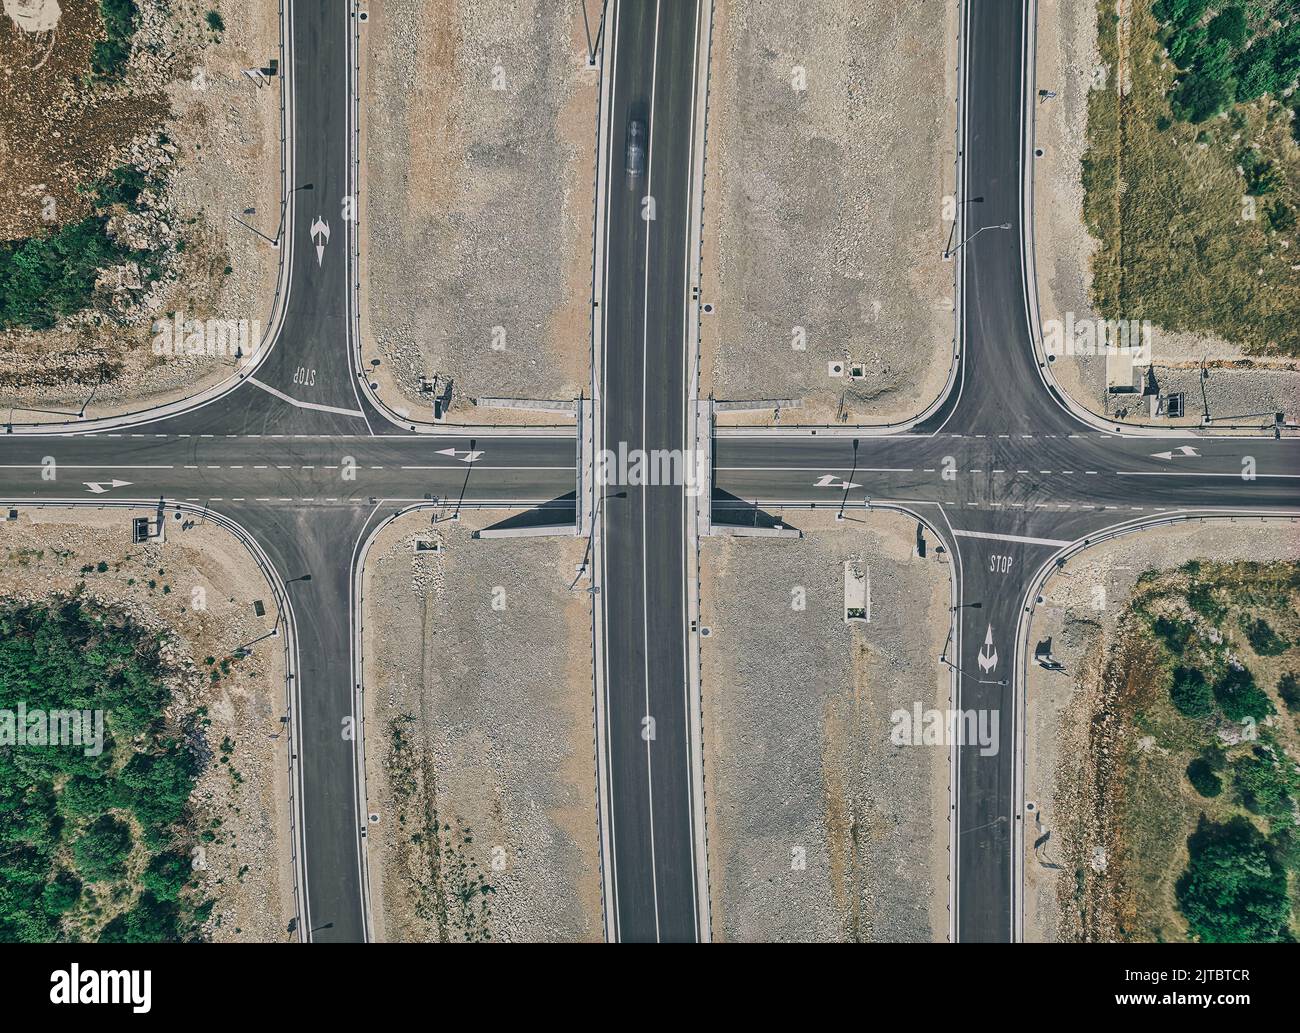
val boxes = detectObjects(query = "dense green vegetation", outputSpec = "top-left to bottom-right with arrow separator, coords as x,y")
1212,663 -> 1273,721
1175,816 -> 1293,942
93,0 -> 140,80
0,167 -> 158,331
1130,561 -> 1300,941
1153,1 -> 1300,121
1281,672 -> 1300,711
1243,615 -> 1289,656
0,218 -> 136,331
0,601 -> 208,942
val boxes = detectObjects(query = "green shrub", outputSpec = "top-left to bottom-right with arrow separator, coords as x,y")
1238,148 -> 1281,197
41,871 -> 83,916
93,0 -> 139,80
1266,200 -> 1296,233
1213,664 -> 1273,722
59,774 -> 124,817
92,165 -> 150,208
1242,616 -> 1288,656
0,216 -> 141,330
1176,816 -> 1292,942
1152,615 -> 1194,654
141,851 -> 192,901
1233,745 -> 1300,830
72,815 -> 134,883
120,748 -> 196,843
1187,757 -> 1223,797
1153,0 -> 1209,29
1172,70 -> 1234,122
1279,672 -> 1300,712
98,891 -> 182,943
1171,666 -> 1214,718
1206,6 -> 1247,49
1187,584 -> 1226,623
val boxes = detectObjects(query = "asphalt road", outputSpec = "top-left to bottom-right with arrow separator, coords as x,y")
0,0 -> 1295,946
597,0 -> 703,943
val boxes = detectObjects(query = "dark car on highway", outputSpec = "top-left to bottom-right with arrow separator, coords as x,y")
625,118 -> 646,179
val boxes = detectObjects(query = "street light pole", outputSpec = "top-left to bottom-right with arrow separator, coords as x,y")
938,653 -> 1006,687
230,625 -> 279,659
571,489 -> 626,589
943,195 -> 984,259
944,221 -> 1012,260
229,182 -> 313,248
274,182 -> 314,246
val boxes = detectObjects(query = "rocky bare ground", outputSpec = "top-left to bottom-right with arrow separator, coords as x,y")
361,509 -> 601,942
360,0 -> 597,422
700,0 -> 959,427
700,511 -> 951,941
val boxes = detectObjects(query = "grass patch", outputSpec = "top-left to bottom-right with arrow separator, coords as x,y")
1083,560 -> 1300,941
1082,2 -> 1300,355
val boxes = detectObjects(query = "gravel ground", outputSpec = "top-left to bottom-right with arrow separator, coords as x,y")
700,510 -> 951,941
1033,0 -> 1300,428
700,0 -> 958,427
361,509 -> 600,942
1022,518 -> 1300,942
359,0 -> 597,422
0,0 -> 281,417
0,506 -> 293,941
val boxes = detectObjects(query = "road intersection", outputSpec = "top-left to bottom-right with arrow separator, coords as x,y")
1,0 -> 1295,944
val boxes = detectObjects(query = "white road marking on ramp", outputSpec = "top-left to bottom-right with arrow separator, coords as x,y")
248,378 -> 364,418
951,528 -> 1071,547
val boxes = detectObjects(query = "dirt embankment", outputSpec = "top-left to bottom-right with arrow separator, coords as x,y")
0,0 -> 281,419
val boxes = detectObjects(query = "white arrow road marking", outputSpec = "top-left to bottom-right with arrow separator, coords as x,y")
310,216 -> 330,266
436,447 -> 485,464
814,474 -> 862,489
84,479 -> 133,494
977,623 -> 998,674
1149,445 -> 1200,460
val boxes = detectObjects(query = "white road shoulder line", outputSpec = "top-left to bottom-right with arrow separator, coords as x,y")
1117,470 -> 1300,478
